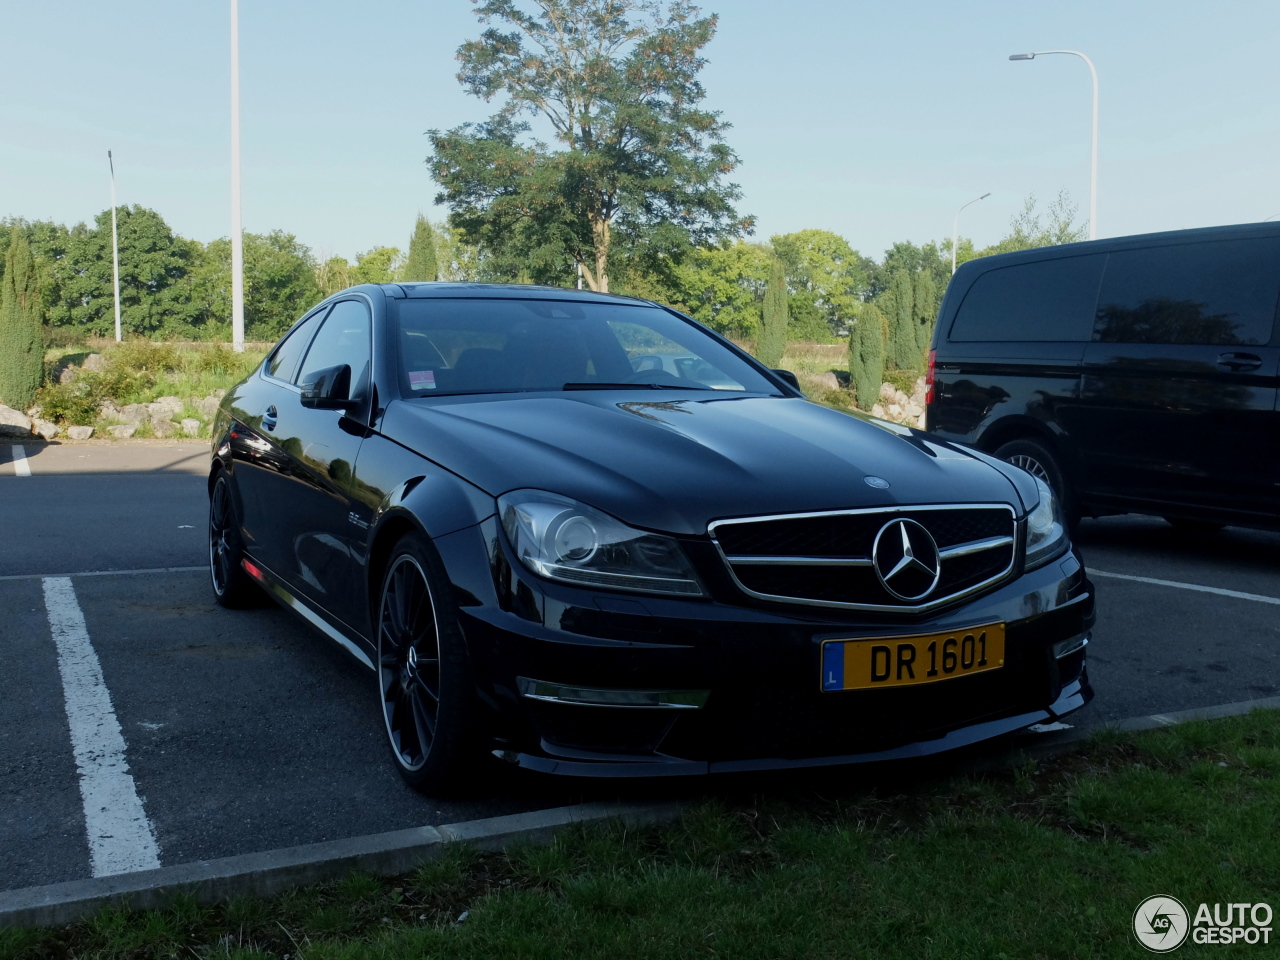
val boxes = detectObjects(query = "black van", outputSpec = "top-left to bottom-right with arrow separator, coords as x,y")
926,222 -> 1280,531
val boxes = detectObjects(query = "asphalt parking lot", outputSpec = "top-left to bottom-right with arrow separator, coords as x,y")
2,439 -> 1278,894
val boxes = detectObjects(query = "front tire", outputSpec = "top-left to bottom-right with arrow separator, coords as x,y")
994,437 -> 1080,530
209,474 -> 259,609
376,532 -> 479,794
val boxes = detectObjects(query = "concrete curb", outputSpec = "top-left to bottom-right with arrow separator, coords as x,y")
0,800 -> 681,929
4,697 -> 1277,930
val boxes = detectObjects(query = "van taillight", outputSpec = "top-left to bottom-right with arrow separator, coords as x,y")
925,349 -> 937,405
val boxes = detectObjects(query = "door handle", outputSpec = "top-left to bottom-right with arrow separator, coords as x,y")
262,405 -> 278,431
1216,352 -> 1263,372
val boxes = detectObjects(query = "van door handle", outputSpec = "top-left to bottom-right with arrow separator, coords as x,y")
1216,352 -> 1262,372
262,405 -> 278,431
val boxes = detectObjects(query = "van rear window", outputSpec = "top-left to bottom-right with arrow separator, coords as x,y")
1093,239 -> 1280,345
949,254 -> 1105,342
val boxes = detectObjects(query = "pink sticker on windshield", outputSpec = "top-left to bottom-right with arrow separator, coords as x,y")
409,370 -> 437,390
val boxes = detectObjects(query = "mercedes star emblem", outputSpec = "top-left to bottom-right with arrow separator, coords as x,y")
871,518 -> 942,601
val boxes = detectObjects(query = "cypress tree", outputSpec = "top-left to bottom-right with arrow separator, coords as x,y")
402,215 -> 439,282
849,302 -> 886,411
913,269 -> 937,358
0,227 -> 42,412
758,255 -> 788,368
886,268 -> 916,370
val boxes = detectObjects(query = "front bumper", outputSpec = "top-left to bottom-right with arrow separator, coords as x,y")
434,518 -> 1095,777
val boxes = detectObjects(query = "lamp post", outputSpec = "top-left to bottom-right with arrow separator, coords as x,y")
107,151 -> 123,342
952,192 -> 991,275
229,0 -> 245,352
1009,50 -> 1098,241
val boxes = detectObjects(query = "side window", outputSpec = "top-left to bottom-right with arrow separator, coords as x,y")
1094,239 -> 1280,345
949,254 -> 1106,342
296,299 -> 373,395
265,309 -> 325,381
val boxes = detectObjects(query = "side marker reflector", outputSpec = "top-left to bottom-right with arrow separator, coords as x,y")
242,559 -> 262,580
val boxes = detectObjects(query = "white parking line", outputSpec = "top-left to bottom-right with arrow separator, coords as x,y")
42,577 -> 161,877
1091,568 -> 1280,606
10,445 -> 30,476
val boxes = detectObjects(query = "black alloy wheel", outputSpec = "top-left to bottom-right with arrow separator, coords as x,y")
376,532 -> 479,793
209,474 -> 258,608
993,437 -> 1080,531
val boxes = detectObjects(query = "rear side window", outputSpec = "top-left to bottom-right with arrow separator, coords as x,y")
265,309 -> 325,381
949,254 -> 1105,342
1093,239 -> 1280,345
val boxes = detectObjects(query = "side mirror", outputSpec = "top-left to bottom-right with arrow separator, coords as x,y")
771,368 -> 802,392
300,364 -> 358,410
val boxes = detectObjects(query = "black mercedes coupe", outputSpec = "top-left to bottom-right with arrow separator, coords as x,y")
208,283 -> 1094,792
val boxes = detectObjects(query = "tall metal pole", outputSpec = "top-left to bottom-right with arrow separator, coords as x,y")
230,0 -> 245,352
108,151 -> 123,342
951,192 -> 991,275
1009,51 -> 1099,240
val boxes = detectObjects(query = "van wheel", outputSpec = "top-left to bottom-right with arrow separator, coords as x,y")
994,438 -> 1080,530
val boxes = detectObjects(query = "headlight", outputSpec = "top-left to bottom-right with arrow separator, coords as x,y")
498,490 -> 705,597
1024,475 -> 1068,570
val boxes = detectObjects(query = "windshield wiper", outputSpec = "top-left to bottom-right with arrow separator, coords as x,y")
562,382 -> 713,391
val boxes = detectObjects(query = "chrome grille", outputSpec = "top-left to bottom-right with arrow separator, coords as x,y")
709,504 -> 1018,613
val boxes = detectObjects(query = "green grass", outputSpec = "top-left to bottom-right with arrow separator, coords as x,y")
6,712 -> 1278,959
36,341 -> 269,430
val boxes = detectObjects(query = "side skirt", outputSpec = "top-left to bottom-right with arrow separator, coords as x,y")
241,556 -> 375,672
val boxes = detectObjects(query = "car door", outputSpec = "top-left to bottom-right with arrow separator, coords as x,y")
257,297 -> 374,629
1075,237 -> 1280,517
230,307 -> 327,573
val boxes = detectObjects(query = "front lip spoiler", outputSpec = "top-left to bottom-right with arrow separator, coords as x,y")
499,678 -> 1090,778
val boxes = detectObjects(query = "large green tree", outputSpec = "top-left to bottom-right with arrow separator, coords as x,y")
757,255 -> 788,368
428,0 -> 752,292
242,232 -> 322,339
667,240 -> 770,336
771,229 -> 867,340
0,227 -> 43,411
352,246 -> 402,285
402,216 -> 440,282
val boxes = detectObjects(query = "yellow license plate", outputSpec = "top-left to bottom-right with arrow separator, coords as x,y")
821,624 -> 1006,691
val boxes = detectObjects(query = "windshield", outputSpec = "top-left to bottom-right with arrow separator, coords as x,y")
393,297 -> 780,398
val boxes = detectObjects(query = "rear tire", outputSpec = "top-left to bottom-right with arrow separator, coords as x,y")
376,531 -> 481,795
209,473 -> 260,609
994,437 -> 1080,531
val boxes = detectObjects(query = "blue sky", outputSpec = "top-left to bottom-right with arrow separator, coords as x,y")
3,1 -> 1278,262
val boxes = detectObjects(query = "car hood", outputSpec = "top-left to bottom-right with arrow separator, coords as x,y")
382,394 -> 1031,536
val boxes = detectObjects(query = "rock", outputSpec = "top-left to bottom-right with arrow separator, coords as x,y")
0,405 -> 33,438
195,396 -> 221,419
904,402 -> 923,418
33,419 -> 60,440
26,405 -> 41,419
181,418 -> 202,437
147,396 -> 185,419
910,377 -> 927,405
67,425 -> 95,440
811,371 -> 840,391
211,388 -> 227,400
879,382 -> 897,402
151,419 -> 178,438
887,403 -> 903,418
82,353 -> 107,372
58,365 -> 79,384
916,413 -> 927,429
893,389 -> 911,407
871,403 -> 888,419
107,424 -> 137,439
118,403 -> 147,424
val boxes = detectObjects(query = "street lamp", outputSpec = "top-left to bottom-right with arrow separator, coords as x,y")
952,192 -> 990,275
107,151 -> 123,343
1009,50 -> 1099,241
229,0 -> 245,352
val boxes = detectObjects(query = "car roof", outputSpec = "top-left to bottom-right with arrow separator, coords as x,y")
378,281 -> 654,305
960,220 -> 1280,275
